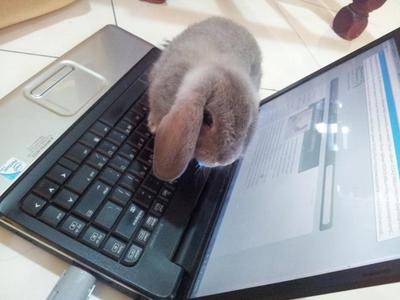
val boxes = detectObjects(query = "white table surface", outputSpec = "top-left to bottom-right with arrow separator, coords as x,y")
0,0 -> 399,299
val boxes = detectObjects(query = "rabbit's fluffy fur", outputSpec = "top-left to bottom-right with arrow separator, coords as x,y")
148,16 -> 262,180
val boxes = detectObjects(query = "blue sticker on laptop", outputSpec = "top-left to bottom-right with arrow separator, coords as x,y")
0,158 -> 27,180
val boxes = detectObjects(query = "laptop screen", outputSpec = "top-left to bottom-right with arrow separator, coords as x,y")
191,37 -> 400,298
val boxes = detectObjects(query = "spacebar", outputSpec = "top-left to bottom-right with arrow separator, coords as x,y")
99,79 -> 146,127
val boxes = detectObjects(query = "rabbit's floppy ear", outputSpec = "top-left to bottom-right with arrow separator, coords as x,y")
153,91 -> 206,181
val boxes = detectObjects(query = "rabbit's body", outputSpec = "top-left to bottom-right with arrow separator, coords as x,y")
148,17 -> 262,180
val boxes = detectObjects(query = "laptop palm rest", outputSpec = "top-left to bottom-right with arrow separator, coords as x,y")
23,60 -> 107,116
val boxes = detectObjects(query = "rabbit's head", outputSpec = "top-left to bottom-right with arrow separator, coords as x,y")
152,64 -> 258,181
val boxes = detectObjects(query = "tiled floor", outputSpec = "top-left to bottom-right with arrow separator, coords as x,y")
0,0 -> 399,299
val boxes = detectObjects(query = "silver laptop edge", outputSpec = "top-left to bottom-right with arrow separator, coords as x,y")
0,25 -> 153,298
0,25 -> 152,197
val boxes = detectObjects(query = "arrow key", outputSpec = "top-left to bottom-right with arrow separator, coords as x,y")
53,189 -> 79,210
46,164 -> 72,185
21,194 -> 46,216
33,179 -> 59,200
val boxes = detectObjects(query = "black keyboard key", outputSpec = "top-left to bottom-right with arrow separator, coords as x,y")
122,244 -> 143,266
66,165 -> 98,194
61,216 -> 86,238
138,149 -> 153,167
138,70 -> 150,83
86,152 -> 108,170
116,120 -> 134,136
146,138 -> 154,150
143,215 -> 158,231
150,201 -> 166,217
97,140 -> 118,158
99,81 -> 146,127
133,188 -> 154,209
159,187 -> 173,202
138,94 -> 149,105
90,121 -> 110,137
39,205 -> 65,227
46,164 -> 72,185
114,204 -> 145,240
134,102 -> 149,115
143,176 -> 162,194
127,160 -> 149,178
80,132 -> 101,148
65,143 -> 91,164
119,173 -> 140,192
99,167 -> 121,186
21,194 -> 46,216
165,180 -> 178,191
53,189 -> 78,210
136,123 -> 152,139
58,157 -> 79,172
109,186 -> 132,206
73,181 -> 111,220
109,155 -> 130,173
81,226 -> 106,248
102,237 -> 126,260
118,144 -> 138,161
124,110 -> 143,127
33,179 -> 59,200
107,130 -> 127,146
126,133 -> 146,150
134,228 -> 151,246
94,201 -> 123,230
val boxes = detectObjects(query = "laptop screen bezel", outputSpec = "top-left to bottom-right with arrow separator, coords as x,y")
184,26 -> 400,300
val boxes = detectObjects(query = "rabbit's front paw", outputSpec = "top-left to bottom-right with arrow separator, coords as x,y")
147,115 -> 158,134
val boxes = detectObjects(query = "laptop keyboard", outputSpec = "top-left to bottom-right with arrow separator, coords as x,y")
20,90 -> 178,267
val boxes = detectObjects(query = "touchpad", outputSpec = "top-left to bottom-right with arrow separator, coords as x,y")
24,60 -> 107,116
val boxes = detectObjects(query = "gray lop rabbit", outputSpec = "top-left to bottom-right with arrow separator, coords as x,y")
147,16 -> 262,180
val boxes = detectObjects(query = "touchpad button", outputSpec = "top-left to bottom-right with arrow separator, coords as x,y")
24,60 -> 107,116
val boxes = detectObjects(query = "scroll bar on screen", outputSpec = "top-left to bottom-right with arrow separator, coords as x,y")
379,49 -> 400,176
320,78 -> 338,230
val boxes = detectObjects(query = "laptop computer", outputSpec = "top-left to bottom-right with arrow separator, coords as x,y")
0,24 -> 399,300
